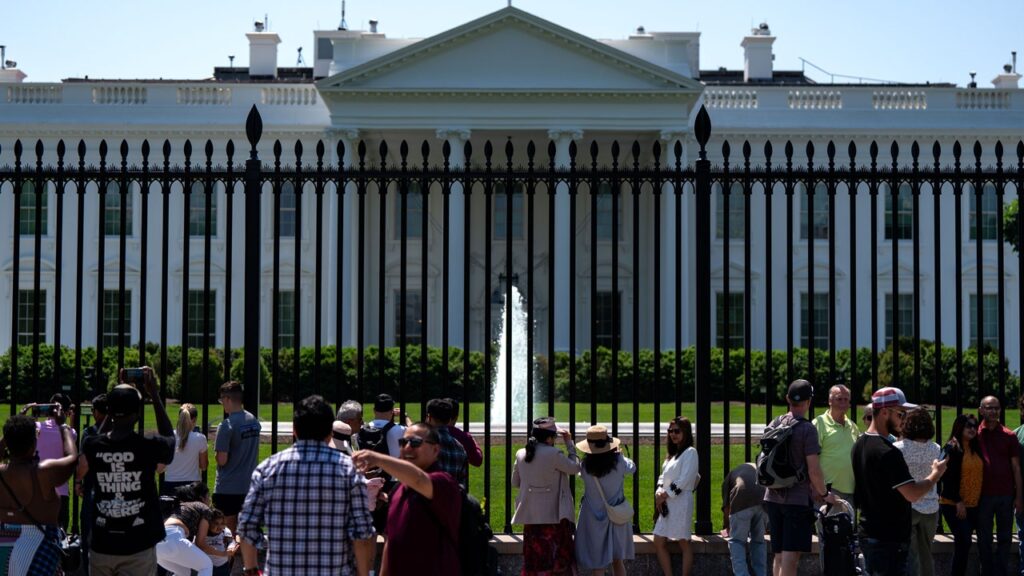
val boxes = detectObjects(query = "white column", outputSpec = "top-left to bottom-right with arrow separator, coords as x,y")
659,130 -> 688,350
436,128 -> 471,349
548,129 -> 583,352
326,129 -> 359,347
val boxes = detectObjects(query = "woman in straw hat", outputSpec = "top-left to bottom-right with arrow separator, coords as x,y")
653,417 -> 699,576
511,417 -> 580,576
574,425 -> 636,576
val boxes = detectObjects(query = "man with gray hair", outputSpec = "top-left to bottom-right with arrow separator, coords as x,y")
337,400 -> 364,451
813,384 -> 860,505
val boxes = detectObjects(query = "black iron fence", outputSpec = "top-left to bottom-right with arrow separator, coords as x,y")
1,105 -> 1022,534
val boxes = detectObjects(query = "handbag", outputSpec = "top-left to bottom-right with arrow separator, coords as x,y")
0,468 -> 82,572
591,474 -> 634,525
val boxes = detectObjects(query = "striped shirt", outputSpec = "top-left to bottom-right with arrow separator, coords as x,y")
237,440 -> 375,575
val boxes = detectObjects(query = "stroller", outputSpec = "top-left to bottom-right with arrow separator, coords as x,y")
816,496 -> 863,576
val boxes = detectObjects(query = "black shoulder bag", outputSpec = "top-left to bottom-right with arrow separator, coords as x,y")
0,468 -> 81,573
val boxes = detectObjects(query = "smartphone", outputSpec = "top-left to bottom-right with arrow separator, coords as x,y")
123,368 -> 145,385
30,404 -> 60,418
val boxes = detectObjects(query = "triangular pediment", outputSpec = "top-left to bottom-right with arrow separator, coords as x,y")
317,7 -> 703,95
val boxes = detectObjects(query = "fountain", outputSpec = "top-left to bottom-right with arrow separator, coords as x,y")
491,284 -> 534,426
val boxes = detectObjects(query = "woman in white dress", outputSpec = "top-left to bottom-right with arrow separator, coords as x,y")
653,416 -> 699,576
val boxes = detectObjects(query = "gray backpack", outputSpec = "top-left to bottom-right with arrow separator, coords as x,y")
756,415 -> 808,489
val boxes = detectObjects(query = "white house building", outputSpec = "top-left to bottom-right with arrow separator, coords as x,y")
1,7 -> 1022,370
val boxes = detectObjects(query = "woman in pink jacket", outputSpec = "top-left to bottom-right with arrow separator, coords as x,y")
511,417 -> 580,576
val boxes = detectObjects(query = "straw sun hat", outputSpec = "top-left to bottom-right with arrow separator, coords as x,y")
576,425 -> 621,454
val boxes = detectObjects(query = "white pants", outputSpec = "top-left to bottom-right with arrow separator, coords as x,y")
156,524 -> 213,576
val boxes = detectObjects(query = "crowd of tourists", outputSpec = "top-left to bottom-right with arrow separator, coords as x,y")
2,365 -> 1024,575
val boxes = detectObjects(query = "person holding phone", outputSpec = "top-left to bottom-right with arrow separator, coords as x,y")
894,408 -> 942,576
654,417 -> 699,576
21,393 -> 78,532
0,413 -> 77,576
78,367 -> 175,575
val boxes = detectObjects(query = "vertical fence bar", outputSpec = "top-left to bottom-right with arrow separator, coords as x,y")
420,145 -> 429,415
953,143 -> 964,415
504,140 -> 514,534
912,143 -> 922,400
1017,141 -> 1024,425
399,144 -> 409,404
611,143 -> 620,437
870,143 -> 880,392
160,141 -> 171,402
314,141 -> 325,396
973,142 -> 984,395
203,142 -> 214,438
785,142 -> 795,385
10,141 -> 22,413
890,143 -> 900,389
138,142 -> 151,432
848,143 -> 858,418
589,143 -> 598,428
462,141 -> 472,431
742,141 -> 753,460
75,141 -> 87,417
117,141 -> 129,373
995,142 -> 1006,413
722,143 -> 732,474
242,105 -> 262,416
693,106 -> 713,534
764,142 -> 774,423
271,140 -> 282,452
335,140 -> 347,408
653,140 -> 664,505
547,142 -> 556,417
357,141 -> 367,404
443,140 -> 451,400
674,142 -> 683,417
378,143 -> 388,399
806,142 -> 816,396
932,142 -> 943,438
827,143 -> 837,385
289,144 -> 301,407
96,141 -> 107,400
630,140 -> 641,532
224,141 -> 235,386
54,142 -> 66,400
526,142 -> 536,425
182,141 -> 193,403
569,140 -> 578,445
483,141 -> 493,525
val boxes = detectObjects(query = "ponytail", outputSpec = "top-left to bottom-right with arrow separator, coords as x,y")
525,437 -> 540,463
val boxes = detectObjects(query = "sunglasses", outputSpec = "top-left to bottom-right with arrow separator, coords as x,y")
667,428 -> 682,434
397,437 -> 436,449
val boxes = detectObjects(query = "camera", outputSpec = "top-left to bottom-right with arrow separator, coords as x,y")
30,404 -> 60,418
123,368 -> 145,385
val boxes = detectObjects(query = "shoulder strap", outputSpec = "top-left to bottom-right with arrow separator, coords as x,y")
382,421 -> 396,434
590,472 -> 611,505
0,469 -> 46,533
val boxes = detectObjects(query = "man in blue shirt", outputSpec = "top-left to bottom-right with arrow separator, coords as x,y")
213,381 -> 261,535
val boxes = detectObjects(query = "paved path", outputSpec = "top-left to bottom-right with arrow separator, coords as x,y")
260,421 -> 766,439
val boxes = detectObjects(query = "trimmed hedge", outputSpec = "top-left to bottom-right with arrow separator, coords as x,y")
0,339 -> 1016,407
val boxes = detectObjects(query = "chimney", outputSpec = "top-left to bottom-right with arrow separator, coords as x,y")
247,31 -> 281,78
0,68 -> 27,83
992,54 -> 1021,89
740,22 -> 775,82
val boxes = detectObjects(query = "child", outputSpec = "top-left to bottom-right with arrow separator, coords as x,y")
204,509 -> 237,576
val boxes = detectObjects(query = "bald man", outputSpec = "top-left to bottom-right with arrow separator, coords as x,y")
975,395 -> 1023,576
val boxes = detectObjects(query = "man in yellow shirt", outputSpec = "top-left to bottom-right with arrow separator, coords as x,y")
812,384 -> 860,504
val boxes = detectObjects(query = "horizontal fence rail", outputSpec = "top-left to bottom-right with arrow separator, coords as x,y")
0,105 -> 1022,534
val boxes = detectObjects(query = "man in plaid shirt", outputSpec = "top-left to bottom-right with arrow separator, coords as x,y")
426,398 -> 468,488
238,395 -> 376,576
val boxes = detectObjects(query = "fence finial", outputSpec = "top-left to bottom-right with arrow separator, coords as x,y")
695,105 -> 711,157
246,105 -> 263,160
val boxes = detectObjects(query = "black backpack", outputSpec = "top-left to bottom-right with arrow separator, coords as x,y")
756,415 -> 808,489
357,421 -> 396,456
429,489 -> 498,576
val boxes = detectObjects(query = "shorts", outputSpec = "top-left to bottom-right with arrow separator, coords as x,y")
764,500 -> 814,553
212,493 -> 246,516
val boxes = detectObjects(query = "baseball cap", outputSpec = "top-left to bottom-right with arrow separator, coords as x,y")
374,394 -> 395,413
786,379 -> 814,403
871,387 -> 918,410
107,385 -> 142,418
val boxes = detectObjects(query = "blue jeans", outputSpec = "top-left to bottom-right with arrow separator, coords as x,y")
977,494 -> 1014,576
728,505 -> 767,576
860,538 -> 909,576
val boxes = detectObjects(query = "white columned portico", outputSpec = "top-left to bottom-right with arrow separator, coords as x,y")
436,128 -> 471,349
659,130 -> 688,350
548,128 -> 583,352
327,128 -> 360,347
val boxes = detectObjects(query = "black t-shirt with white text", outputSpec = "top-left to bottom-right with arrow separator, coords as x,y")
82,432 -> 175,555
853,433 -> 915,542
